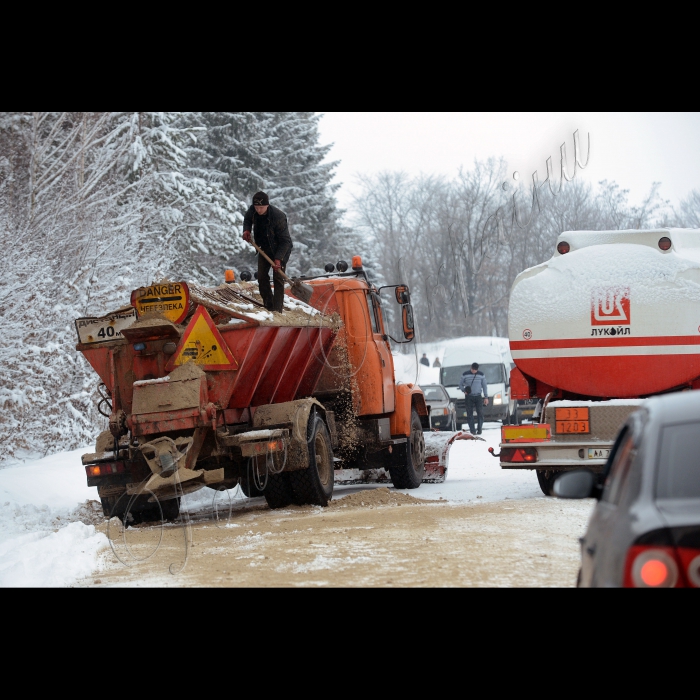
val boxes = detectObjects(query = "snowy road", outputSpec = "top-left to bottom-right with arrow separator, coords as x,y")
1,424 -> 596,587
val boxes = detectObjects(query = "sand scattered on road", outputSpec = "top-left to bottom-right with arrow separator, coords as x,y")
330,487 -> 441,509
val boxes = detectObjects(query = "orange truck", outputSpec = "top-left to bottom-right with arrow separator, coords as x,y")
76,256 -> 463,523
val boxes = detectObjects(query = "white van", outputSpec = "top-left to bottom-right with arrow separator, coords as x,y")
439,338 -> 515,425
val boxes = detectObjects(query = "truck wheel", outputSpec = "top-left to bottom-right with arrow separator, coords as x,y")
289,415 -> 334,506
240,473 -> 264,498
536,469 -> 563,496
263,473 -> 294,510
390,409 -> 426,489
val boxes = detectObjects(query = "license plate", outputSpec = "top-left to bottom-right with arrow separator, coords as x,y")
588,448 -> 610,459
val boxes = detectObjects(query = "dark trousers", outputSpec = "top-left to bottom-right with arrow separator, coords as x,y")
257,251 -> 290,313
465,394 -> 484,434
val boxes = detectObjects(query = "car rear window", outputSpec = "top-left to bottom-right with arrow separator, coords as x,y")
656,422 -> 700,499
421,386 -> 446,401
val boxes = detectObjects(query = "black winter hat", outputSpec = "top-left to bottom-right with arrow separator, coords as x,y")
253,191 -> 270,206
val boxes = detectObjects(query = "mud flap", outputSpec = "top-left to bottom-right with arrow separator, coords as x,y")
423,430 -> 483,483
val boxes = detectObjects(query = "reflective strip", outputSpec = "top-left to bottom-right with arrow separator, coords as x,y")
503,427 -> 549,440
512,345 -> 700,359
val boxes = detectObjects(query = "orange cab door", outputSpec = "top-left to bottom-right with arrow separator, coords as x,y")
369,293 -> 395,414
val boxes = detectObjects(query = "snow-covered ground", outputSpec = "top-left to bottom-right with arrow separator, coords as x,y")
0,423 -> 595,587
0,447 -> 107,587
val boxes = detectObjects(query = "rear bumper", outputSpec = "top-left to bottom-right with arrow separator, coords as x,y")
499,440 -> 612,472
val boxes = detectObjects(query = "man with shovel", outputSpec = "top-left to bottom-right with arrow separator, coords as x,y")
242,191 -> 294,312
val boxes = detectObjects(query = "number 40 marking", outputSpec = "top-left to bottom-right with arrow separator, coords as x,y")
97,326 -> 116,338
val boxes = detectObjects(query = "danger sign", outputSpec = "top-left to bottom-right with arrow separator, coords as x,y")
165,306 -> 238,372
131,282 -> 190,324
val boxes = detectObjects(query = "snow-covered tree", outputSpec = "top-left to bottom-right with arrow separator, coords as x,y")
180,112 -> 348,278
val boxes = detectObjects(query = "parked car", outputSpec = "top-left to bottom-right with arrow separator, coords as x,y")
553,391 -> 700,588
420,384 -> 457,432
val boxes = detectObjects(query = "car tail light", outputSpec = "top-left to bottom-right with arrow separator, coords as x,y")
426,456 -> 439,464
624,546 -> 681,588
557,241 -> 570,255
85,462 -> 126,478
658,236 -> 672,251
499,447 -> 538,463
676,549 -> 700,588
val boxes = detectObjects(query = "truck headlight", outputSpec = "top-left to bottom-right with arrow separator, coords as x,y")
493,393 -> 503,405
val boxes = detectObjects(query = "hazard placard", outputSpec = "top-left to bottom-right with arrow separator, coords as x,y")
131,282 -> 190,324
165,306 -> 238,371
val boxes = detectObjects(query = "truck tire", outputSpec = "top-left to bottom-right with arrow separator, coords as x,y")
390,409 -> 426,489
289,415 -> 334,507
240,473 -> 264,498
536,469 -> 563,496
263,473 -> 295,510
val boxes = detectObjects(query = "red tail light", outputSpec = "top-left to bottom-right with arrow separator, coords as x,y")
624,546 -> 684,588
86,462 -> 126,478
425,456 -> 439,463
557,241 -> 570,255
500,447 -> 538,463
676,548 -> 700,587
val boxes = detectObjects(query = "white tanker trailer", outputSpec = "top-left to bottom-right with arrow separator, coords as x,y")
495,228 -> 700,495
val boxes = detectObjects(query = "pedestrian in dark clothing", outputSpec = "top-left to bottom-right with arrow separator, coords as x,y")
458,362 -> 489,435
420,353 -> 430,367
242,191 -> 293,313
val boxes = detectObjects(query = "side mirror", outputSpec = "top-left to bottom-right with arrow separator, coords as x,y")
402,304 -> 415,340
552,469 -> 600,500
395,285 -> 411,305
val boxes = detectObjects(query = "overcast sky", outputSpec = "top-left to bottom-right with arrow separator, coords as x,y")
317,112 -> 700,215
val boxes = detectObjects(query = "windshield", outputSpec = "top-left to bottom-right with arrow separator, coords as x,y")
420,386 -> 447,401
656,422 -> 700,499
441,363 -> 504,387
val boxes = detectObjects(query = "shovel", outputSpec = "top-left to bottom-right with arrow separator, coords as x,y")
246,239 -> 314,305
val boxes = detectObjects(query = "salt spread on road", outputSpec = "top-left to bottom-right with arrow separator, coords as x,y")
1,425 -> 595,587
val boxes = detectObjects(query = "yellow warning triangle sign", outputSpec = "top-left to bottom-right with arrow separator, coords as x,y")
166,306 -> 238,371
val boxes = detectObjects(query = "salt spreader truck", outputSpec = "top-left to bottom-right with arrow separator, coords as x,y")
76,256 -> 465,523
496,228 -> 700,494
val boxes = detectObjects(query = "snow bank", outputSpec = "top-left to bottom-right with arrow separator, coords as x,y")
0,447 -> 108,587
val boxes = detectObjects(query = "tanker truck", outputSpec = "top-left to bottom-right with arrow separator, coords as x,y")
76,256 -> 466,523
495,228 -> 700,495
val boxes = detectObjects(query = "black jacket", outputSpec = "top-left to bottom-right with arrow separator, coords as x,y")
243,204 -> 293,261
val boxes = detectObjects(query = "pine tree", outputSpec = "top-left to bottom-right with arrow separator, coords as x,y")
181,112 -> 348,278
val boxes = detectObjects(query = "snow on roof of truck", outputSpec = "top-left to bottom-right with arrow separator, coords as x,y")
510,231 -> 700,330
554,228 -> 700,260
